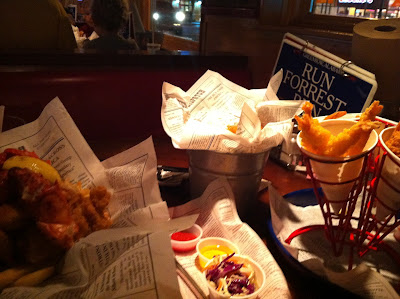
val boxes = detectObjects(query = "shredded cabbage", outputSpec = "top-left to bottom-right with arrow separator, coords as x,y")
205,253 -> 256,296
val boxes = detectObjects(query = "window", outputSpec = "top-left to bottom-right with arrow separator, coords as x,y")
270,0 -> 365,33
153,0 -> 201,41
312,0 -> 400,19
277,0 -> 399,35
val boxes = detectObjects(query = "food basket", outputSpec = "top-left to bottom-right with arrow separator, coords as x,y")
284,118 -> 400,270
356,125 -> 400,259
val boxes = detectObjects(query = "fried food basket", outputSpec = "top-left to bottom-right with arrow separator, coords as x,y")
356,125 -> 400,259
285,119 -> 400,270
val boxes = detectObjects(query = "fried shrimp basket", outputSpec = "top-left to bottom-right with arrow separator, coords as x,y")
285,119 -> 400,270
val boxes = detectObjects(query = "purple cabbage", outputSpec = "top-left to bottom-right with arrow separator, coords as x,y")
227,274 -> 249,294
205,253 -> 255,295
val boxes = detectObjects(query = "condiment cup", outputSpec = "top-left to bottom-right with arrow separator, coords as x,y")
171,224 -> 203,252
204,254 -> 265,299
196,237 -> 240,269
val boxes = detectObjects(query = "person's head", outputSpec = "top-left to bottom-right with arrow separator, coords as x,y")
90,0 -> 128,35
66,13 -> 76,26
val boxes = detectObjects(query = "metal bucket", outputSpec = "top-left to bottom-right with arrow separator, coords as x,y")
187,150 -> 270,220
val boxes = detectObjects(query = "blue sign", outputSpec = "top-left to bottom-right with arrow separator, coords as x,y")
273,38 -> 377,117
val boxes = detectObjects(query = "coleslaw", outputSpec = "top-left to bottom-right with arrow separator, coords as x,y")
205,253 -> 257,297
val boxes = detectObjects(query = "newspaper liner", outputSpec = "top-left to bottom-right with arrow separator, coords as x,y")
269,184 -> 400,298
375,126 -> 400,221
297,119 -> 378,215
161,70 -> 304,154
170,178 -> 291,299
0,98 -> 290,298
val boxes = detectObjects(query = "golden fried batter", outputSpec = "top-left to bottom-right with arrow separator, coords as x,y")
0,149 -> 113,291
324,111 -> 347,120
359,100 -> 383,122
295,102 -> 333,155
7,168 -> 112,251
52,182 -> 112,242
386,123 -> 400,157
296,101 -> 383,157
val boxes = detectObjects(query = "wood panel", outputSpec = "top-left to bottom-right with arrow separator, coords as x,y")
200,15 -> 352,88
132,0 -> 151,31
161,34 -> 199,51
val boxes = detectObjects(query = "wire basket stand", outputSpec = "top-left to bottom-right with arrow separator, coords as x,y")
285,149 -> 372,269
355,134 -> 400,259
285,124 -> 400,271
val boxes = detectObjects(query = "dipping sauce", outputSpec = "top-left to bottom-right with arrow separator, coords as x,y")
171,231 -> 197,242
171,224 -> 203,252
200,245 -> 235,260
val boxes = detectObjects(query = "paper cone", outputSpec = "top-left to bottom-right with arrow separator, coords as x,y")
375,127 -> 400,221
297,120 -> 378,215
310,155 -> 365,215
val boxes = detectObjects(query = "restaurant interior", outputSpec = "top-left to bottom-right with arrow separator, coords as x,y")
0,0 -> 399,298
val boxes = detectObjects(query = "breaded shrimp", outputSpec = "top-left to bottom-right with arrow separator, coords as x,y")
296,101 -> 382,157
326,120 -> 380,156
324,111 -> 347,120
295,102 -> 332,154
359,101 -> 383,122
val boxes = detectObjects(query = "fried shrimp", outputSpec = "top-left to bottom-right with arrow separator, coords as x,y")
295,102 -> 333,154
325,120 -> 381,156
296,101 -> 382,157
324,111 -> 347,120
359,100 -> 383,122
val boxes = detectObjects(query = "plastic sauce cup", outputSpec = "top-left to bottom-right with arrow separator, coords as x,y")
196,237 -> 240,269
171,224 -> 203,252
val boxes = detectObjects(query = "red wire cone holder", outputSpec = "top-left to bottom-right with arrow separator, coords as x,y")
355,142 -> 400,258
285,124 -> 400,271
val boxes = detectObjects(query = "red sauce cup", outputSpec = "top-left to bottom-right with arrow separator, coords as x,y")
171,224 -> 203,252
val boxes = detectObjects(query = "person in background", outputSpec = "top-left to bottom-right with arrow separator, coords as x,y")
83,0 -> 139,52
83,13 -> 99,41
0,0 -> 77,51
66,11 -> 88,49
78,0 -> 96,40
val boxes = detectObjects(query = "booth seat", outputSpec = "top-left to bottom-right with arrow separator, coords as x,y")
0,54 -> 251,145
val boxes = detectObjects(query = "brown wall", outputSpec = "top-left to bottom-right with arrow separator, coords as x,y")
132,0 -> 151,31
201,15 -> 352,88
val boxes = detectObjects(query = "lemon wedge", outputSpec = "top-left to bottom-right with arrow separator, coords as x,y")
3,156 -> 61,183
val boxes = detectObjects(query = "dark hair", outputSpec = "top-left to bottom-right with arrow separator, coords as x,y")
90,0 -> 128,32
